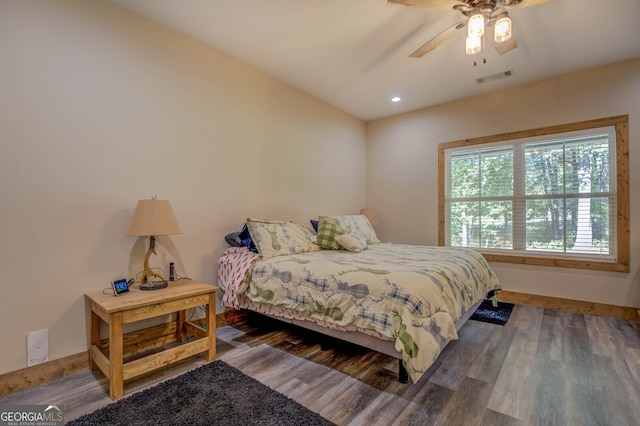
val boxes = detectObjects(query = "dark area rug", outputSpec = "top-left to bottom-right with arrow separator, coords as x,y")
470,299 -> 514,325
67,361 -> 334,426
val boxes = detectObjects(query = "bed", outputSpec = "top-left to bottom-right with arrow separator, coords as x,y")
217,215 -> 501,384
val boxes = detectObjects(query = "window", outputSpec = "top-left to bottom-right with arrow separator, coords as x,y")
438,116 -> 629,272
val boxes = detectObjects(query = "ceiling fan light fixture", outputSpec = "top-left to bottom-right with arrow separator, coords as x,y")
494,12 -> 512,43
468,14 -> 485,37
466,34 -> 482,55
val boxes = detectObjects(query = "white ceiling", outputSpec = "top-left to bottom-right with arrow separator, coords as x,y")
109,0 -> 640,121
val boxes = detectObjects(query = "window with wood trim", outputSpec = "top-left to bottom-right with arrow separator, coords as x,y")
438,115 -> 629,272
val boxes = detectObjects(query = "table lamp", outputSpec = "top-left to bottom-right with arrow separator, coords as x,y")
127,198 -> 181,290
360,207 -> 380,226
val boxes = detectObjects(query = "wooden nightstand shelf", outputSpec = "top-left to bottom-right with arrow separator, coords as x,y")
85,280 -> 218,400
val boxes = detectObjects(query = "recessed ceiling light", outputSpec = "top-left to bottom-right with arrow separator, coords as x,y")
391,96 -> 401,103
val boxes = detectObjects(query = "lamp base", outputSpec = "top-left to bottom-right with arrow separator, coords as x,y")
139,280 -> 168,291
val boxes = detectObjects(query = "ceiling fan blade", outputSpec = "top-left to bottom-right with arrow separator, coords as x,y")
489,25 -> 518,55
409,20 -> 467,57
388,0 -> 467,12
504,0 -> 555,9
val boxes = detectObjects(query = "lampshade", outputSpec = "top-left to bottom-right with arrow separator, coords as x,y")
494,12 -> 512,43
360,207 -> 381,226
127,199 -> 181,237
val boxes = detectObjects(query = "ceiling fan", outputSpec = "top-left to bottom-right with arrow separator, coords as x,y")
389,0 -> 554,64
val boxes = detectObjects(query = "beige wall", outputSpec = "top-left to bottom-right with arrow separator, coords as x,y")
367,58 -> 640,309
0,1 -> 366,375
1,0 -> 637,378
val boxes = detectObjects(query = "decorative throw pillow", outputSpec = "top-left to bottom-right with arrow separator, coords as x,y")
315,214 -> 380,250
238,224 -> 258,253
224,232 -> 243,247
315,219 -> 343,249
246,218 -> 320,259
335,233 -> 368,252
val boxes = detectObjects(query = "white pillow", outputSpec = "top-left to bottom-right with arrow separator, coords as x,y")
335,233 -> 368,253
246,219 -> 319,259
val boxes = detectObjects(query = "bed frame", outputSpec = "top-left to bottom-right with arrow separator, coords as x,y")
256,298 -> 483,383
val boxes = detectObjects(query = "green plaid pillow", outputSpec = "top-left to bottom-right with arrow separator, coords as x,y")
315,219 -> 342,249
315,215 -> 380,250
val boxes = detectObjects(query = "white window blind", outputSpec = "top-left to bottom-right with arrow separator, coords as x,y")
444,126 -> 617,262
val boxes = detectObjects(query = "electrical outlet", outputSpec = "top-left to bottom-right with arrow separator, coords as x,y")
27,329 -> 49,366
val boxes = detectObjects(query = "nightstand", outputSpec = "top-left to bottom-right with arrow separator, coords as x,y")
85,280 -> 218,400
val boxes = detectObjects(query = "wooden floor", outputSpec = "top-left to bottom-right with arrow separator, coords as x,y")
2,304 -> 639,425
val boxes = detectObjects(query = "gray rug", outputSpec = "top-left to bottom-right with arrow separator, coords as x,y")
67,361 -> 334,426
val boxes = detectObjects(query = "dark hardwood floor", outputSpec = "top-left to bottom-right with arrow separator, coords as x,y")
1,304 -> 639,425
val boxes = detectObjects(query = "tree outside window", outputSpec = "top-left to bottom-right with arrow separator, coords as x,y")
438,116 -> 629,272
